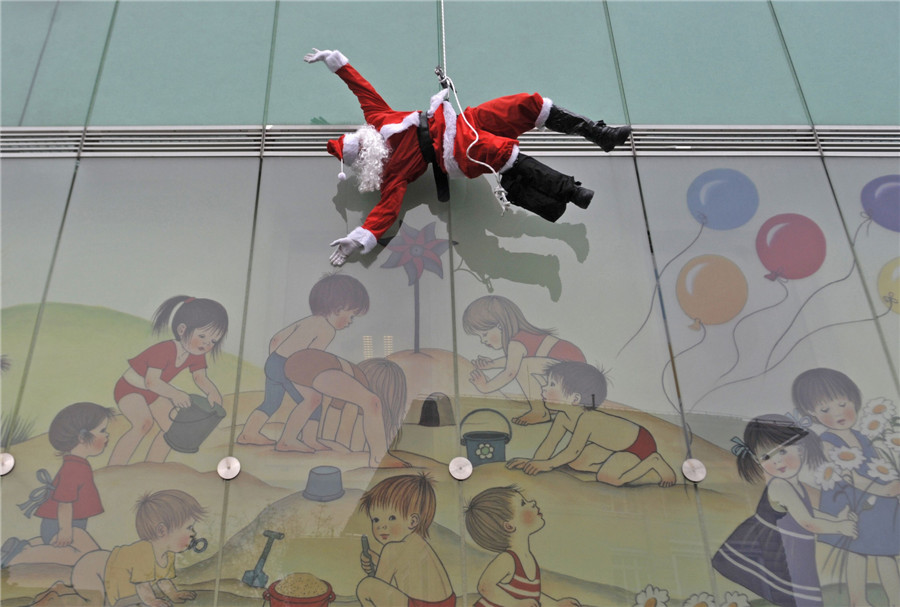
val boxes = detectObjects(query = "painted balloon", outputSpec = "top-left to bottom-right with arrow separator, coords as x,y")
756,213 -> 826,280
676,255 -> 748,329
862,174 -> 900,232
686,168 -> 759,230
877,257 -> 900,314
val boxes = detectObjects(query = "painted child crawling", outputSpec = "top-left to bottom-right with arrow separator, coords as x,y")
507,361 -> 677,487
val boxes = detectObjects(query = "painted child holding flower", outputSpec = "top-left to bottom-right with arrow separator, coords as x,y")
792,368 -> 900,607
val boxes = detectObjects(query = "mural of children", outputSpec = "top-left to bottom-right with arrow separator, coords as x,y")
792,368 -> 900,607
712,414 -> 858,607
463,295 -> 586,425
278,351 -> 407,467
2,402 -> 114,568
356,474 -> 455,607
238,273 -> 370,448
506,361 -> 676,487
70,489 -> 206,607
464,486 -> 581,607
107,296 -> 228,466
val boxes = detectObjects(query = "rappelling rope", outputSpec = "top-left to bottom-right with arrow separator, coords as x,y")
435,0 -> 511,213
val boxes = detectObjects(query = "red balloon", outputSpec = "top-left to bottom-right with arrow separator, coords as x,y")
756,213 -> 826,280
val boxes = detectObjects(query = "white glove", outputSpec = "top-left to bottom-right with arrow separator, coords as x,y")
304,48 -> 333,64
329,236 -> 363,266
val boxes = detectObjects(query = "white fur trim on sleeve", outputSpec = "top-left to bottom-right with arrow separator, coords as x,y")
536,96 -> 553,129
325,50 -> 349,73
348,226 -> 377,254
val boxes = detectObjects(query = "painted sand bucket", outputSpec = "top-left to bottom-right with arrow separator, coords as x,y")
302,466 -> 345,502
459,408 -> 512,467
163,394 -> 226,453
263,580 -> 335,607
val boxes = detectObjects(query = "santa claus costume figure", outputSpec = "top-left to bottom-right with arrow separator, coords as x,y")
305,48 -> 631,266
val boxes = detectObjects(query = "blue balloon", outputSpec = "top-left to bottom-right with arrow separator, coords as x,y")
861,174 -> 900,233
687,169 -> 759,230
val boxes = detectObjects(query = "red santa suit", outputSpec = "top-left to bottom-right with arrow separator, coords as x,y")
320,50 -> 552,253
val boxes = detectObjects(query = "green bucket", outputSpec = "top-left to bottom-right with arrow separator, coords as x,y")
164,394 -> 226,454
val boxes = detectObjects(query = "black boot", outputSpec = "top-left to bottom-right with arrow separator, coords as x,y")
500,172 -> 567,222
545,105 -> 632,152
503,155 -> 594,209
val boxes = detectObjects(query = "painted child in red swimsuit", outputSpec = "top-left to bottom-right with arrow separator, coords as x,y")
463,295 -> 585,426
356,474 -> 455,607
506,361 -> 677,487
108,296 -> 228,466
465,486 -> 581,607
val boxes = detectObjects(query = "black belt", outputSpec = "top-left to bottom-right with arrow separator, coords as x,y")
417,112 -> 450,202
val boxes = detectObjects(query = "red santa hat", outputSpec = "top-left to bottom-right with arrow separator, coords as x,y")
327,132 -> 362,181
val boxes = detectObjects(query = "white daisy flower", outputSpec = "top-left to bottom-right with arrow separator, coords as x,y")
633,584 -> 669,607
682,592 -> 717,607
880,431 -> 900,454
830,446 -> 864,471
814,461 -> 840,491
720,592 -> 751,607
865,457 -> 898,482
862,397 -> 896,420
859,414 -> 888,439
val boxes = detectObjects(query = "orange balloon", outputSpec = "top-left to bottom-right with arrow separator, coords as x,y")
676,255 -> 748,329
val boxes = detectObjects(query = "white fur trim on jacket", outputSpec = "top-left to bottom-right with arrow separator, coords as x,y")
325,50 -> 349,73
427,88 -> 450,117
380,111 -> 420,141
536,96 -> 552,129
348,226 -> 377,254
440,102 -> 463,179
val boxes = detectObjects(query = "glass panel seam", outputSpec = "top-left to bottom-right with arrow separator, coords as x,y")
213,3 -> 280,606
17,0 -> 61,127
769,0 -> 900,395
8,0 -> 120,426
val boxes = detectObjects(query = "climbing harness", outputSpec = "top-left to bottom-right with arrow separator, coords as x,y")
433,0 -> 511,213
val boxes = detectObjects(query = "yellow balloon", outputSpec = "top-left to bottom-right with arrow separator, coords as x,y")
676,255 -> 748,328
877,257 -> 900,314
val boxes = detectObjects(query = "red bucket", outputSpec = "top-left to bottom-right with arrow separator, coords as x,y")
263,580 -> 335,607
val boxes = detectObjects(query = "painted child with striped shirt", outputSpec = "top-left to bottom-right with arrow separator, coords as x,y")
465,486 -> 580,607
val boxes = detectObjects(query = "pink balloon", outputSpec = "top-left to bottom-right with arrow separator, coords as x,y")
756,213 -> 826,280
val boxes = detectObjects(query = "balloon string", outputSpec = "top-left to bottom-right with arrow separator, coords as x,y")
763,218 -> 868,371
767,303 -> 895,374
661,321 -> 706,414
618,223 -> 704,357
691,297 -> 893,412
718,279 -> 789,381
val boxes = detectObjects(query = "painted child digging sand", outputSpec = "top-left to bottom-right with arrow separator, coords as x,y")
507,361 -> 676,487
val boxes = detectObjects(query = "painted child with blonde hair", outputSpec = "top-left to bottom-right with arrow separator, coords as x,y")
465,486 -> 580,607
72,489 -> 206,607
463,295 -> 585,425
356,474 -> 454,607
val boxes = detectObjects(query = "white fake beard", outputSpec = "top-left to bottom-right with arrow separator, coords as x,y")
351,125 -> 390,193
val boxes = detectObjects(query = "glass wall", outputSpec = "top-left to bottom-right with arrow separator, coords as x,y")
2,2 -> 898,607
